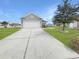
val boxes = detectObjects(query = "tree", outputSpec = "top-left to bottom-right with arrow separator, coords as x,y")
54,0 -> 79,31
1,21 -> 8,28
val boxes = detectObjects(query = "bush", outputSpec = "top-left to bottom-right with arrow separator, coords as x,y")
42,25 -> 46,28
70,36 -> 79,50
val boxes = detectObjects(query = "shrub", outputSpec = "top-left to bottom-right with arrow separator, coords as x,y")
70,36 -> 79,50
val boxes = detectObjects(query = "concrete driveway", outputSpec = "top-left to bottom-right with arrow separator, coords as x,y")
0,28 -> 79,59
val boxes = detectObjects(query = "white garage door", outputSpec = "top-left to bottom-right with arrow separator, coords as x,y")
23,20 -> 41,29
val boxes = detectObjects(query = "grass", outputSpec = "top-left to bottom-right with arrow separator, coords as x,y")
44,26 -> 79,48
0,28 -> 20,40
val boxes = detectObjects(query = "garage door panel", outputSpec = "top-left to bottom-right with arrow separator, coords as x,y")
23,20 -> 41,29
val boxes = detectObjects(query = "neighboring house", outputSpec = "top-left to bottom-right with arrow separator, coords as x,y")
46,23 -> 53,27
77,21 -> 79,29
9,23 -> 21,27
0,22 -> 2,26
0,22 -> 21,28
69,21 -> 77,28
69,15 -> 79,29
70,21 -> 79,29
21,13 -> 46,29
0,22 -> 3,28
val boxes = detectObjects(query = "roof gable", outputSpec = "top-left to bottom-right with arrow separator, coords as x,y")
21,13 -> 46,22
21,13 -> 41,19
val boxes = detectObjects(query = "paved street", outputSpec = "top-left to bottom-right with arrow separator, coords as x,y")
0,28 -> 79,59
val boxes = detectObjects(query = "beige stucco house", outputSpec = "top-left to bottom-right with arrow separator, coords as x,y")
21,13 -> 46,29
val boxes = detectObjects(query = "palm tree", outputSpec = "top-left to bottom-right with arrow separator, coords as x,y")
1,21 -> 8,28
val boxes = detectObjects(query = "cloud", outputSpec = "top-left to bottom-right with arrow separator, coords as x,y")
40,5 -> 57,23
46,7 -> 57,19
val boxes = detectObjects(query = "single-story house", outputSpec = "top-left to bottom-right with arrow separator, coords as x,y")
9,23 -> 21,27
0,22 -> 21,28
21,13 -> 46,29
69,15 -> 79,29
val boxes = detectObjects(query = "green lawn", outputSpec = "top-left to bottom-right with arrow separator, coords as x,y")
0,28 -> 20,40
44,26 -> 79,48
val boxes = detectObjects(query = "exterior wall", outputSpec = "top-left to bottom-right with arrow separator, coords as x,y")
21,19 -> 23,28
77,22 -> 79,29
69,21 -> 79,29
22,15 -> 42,29
69,21 -> 77,28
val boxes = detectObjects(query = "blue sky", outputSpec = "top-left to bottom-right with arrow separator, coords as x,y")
0,0 -> 78,23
